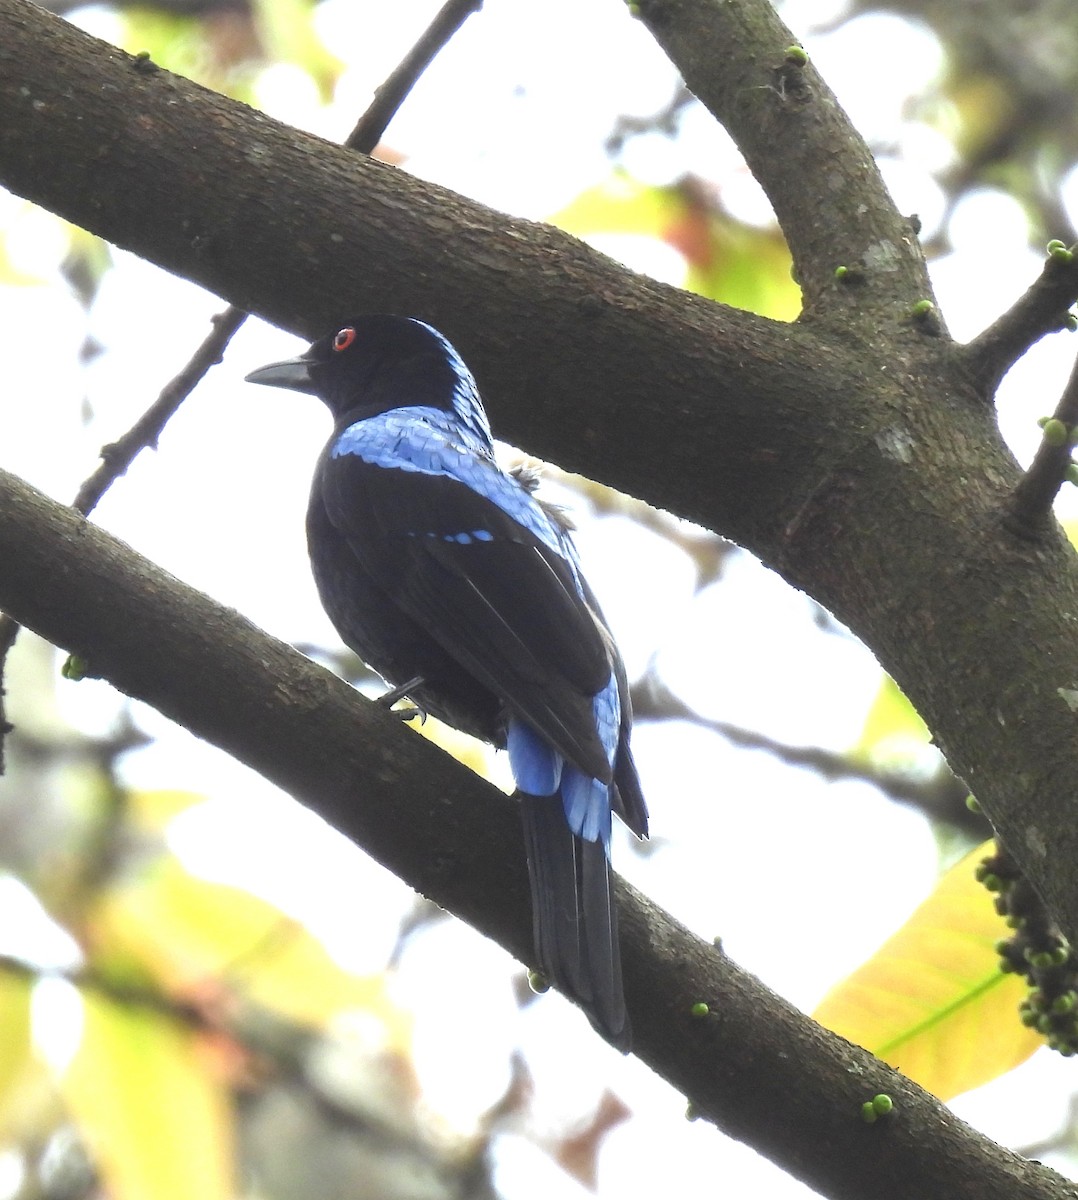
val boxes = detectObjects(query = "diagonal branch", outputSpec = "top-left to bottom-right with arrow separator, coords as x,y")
632,676 -> 982,833
961,245 -> 1078,399
68,0 -> 483,517
630,0 -> 935,319
73,308 -> 249,517
345,0 -> 483,152
1005,348 -> 1078,538
0,464 -> 1071,1200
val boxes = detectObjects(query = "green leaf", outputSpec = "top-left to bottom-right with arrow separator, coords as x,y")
813,841 -> 1040,1099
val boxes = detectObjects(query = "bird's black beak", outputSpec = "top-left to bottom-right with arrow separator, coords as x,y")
245,355 -> 318,394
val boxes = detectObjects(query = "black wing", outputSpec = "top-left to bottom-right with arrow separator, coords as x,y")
319,450 -> 615,780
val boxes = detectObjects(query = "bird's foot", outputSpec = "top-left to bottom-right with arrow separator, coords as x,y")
378,676 -> 427,724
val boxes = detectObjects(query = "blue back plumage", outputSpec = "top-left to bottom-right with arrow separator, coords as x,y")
331,407 -> 569,561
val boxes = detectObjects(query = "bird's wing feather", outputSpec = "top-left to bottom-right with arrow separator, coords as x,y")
319,415 -> 613,779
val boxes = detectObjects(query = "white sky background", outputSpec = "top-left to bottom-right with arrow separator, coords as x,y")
4,0 -> 1078,1196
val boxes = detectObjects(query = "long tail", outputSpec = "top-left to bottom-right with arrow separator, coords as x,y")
519,793 -> 630,1051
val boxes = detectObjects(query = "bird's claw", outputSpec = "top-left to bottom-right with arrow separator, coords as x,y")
378,676 -> 427,724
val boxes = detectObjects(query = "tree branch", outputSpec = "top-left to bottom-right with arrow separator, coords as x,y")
632,676 -> 983,833
631,0 -> 934,320
70,0 -> 483,519
1006,349 -> 1078,538
344,0 -> 482,151
0,465 -> 1071,1200
0,0 -> 853,540
961,245 -> 1078,398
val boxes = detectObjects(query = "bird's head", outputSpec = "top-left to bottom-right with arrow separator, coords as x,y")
246,315 -> 493,442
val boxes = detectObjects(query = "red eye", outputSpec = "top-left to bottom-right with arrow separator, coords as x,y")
333,327 -> 356,352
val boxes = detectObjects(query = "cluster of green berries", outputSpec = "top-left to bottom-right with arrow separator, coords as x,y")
1045,241 -> 1078,328
978,840 -> 1078,1055
1035,417 -> 1078,488
1035,237 -> 1078,463
860,1093 -> 893,1124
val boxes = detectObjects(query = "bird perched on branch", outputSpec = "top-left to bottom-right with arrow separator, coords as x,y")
247,316 -> 648,1049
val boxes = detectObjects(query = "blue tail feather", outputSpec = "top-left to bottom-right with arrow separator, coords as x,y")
507,719 -> 562,794
561,767 -> 612,846
509,702 -> 628,1048
520,792 -> 629,1050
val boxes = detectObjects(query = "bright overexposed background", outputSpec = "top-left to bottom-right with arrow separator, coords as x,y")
3,0 -> 1078,1196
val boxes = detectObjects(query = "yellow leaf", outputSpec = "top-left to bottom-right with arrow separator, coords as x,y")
851,674 -> 931,766
89,860 -> 411,1041
551,173 -> 800,320
63,993 -> 233,1200
684,221 -> 799,320
813,842 -> 1041,1099
0,970 -> 57,1142
127,789 -> 206,831
0,971 -> 33,1103
552,173 -> 678,242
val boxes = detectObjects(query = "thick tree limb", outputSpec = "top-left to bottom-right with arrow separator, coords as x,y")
0,465 -> 1070,1200
0,0 -> 814,525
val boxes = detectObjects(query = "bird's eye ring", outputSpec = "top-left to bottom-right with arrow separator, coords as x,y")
333,327 -> 357,352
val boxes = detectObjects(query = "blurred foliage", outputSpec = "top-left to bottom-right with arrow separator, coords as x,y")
851,675 -> 932,772
817,681 -> 1042,1101
814,841 -> 1041,1100
851,0 -> 1078,242
552,173 -> 800,320
0,637 -> 506,1200
63,994 -> 235,1200
115,0 -> 342,104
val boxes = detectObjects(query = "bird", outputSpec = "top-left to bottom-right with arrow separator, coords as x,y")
246,315 -> 648,1049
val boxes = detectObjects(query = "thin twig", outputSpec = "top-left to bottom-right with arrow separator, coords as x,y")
1005,348 -> 1078,539
345,0 -> 483,152
0,0 -> 484,773
631,673 -> 982,832
79,0 -> 484,513
961,246 -> 1078,400
72,306 -> 249,515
